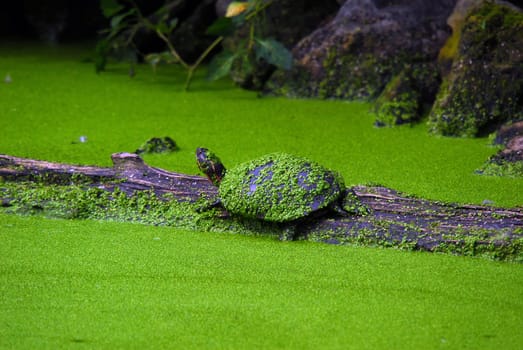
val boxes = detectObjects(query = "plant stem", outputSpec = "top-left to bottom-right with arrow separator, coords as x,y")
248,22 -> 255,51
184,36 -> 224,91
184,69 -> 194,92
193,36 -> 224,72
245,0 -> 273,21
156,29 -> 189,69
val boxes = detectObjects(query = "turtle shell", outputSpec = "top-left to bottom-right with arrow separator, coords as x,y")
219,153 -> 345,222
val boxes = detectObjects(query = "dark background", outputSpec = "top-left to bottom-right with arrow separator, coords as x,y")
0,0 -> 168,42
1,0 -> 522,43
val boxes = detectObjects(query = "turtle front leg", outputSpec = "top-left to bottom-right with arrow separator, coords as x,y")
337,188 -> 371,216
195,198 -> 223,213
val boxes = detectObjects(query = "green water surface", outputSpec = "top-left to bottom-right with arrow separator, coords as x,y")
0,44 -> 522,349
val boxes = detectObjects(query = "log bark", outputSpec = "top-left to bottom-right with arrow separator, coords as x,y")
1,153 -> 522,259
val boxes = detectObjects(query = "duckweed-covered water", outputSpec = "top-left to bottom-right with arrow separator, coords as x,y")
1,44 -> 522,349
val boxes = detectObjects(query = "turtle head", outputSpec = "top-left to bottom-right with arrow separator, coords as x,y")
196,147 -> 226,186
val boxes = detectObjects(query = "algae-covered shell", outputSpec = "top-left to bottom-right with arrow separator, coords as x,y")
219,153 -> 345,222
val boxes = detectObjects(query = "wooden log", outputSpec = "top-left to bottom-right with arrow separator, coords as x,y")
0,152 -> 217,200
1,153 -> 522,259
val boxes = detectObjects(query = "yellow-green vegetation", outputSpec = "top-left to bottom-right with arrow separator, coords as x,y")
3,177 -> 520,261
373,62 -> 440,127
438,28 -> 460,63
1,44 -> 521,206
0,43 -> 523,348
1,180 -> 277,237
478,160 -> 523,178
306,219 -> 523,263
373,70 -> 420,126
1,213 -> 523,349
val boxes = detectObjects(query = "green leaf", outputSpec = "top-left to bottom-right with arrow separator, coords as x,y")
154,5 -> 169,17
206,17 -> 235,36
156,21 -> 169,34
100,0 -> 124,18
168,18 -> 178,32
207,51 -> 238,81
145,53 -> 161,66
154,17 -> 178,35
145,51 -> 179,70
254,38 -> 293,70
110,9 -> 134,29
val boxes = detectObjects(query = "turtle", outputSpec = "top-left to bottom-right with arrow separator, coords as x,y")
196,148 -> 368,237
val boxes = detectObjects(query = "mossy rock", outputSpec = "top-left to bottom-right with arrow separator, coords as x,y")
476,121 -> 523,178
264,1 -> 451,101
373,63 -> 440,126
429,2 -> 523,137
135,137 -> 178,154
266,44 -> 411,101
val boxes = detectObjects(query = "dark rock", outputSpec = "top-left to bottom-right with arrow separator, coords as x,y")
170,0 -> 219,63
495,120 -> 523,145
215,0 -> 230,17
1,0 -> 106,42
135,137 -> 178,155
429,1 -> 523,137
476,121 -> 523,177
265,0 -> 454,100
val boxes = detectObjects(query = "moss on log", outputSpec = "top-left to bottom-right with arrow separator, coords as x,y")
1,153 -> 522,261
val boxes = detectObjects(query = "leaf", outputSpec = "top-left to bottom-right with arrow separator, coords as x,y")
168,18 -> 178,32
145,51 -> 179,67
254,38 -> 293,70
145,53 -> 161,66
207,51 -> 238,81
110,9 -> 135,29
225,2 -> 249,18
156,51 -> 178,64
155,21 -> 169,35
206,17 -> 234,36
154,4 -> 171,19
154,17 -> 178,35
100,0 -> 124,18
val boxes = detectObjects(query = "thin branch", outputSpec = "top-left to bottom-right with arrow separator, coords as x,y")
184,36 -> 224,91
156,29 -> 189,69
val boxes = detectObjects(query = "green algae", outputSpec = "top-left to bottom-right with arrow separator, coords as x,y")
477,159 -> 523,178
4,176 -> 520,261
0,180 -> 278,237
0,43 -> 521,207
1,43 -> 523,350
305,217 -> 523,263
374,63 -> 440,127
373,71 -> 421,126
2,212 -> 523,349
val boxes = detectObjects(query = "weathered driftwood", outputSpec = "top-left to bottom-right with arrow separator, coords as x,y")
1,153 -> 522,259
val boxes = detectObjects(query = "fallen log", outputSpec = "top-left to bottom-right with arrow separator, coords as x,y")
1,153 -> 522,261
